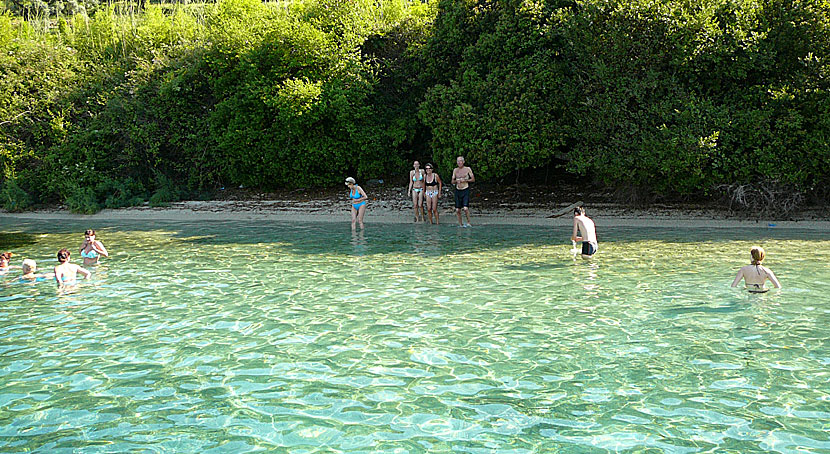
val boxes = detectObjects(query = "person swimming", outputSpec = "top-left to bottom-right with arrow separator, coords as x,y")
20,259 -> 50,282
79,229 -> 109,266
731,246 -> 781,293
54,248 -> 91,288
0,252 -> 18,273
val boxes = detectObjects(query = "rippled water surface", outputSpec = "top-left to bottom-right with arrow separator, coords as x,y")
1,220 -> 829,453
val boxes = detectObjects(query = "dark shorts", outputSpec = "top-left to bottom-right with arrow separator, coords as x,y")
581,241 -> 597,256
454,187 -> 470,209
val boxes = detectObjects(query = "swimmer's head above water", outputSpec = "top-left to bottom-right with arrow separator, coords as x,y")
574,206 -> 586,216
22,259 -> 37,274
57,248 -> 71,264
750,246 -> 765,265
0,252 -> 11,267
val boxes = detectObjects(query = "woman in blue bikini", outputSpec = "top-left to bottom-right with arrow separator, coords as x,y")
407,161 -> 425,222
79,229 -> 109,266
54,248 -> 91,288
345,177 -> 368,229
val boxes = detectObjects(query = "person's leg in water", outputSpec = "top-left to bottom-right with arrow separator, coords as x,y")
463,207 -> 472,226
351,206 -> 358,230
357,203 -> 367,229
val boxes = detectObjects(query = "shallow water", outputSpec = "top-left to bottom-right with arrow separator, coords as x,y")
1,221 -> 829,453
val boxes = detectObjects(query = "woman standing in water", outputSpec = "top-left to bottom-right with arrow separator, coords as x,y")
423,163 -> 442,224
346,177 -> 368,229
54,249 -> 91,288
731,246 -> 781,293
408,161 -> 425,222
79,229 -> 109,266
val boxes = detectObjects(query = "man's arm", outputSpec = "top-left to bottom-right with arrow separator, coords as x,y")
571,218 -> 581,242
466,168 -> 475,183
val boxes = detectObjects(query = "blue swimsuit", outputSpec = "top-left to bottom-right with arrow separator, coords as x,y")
350,188 -> 366,210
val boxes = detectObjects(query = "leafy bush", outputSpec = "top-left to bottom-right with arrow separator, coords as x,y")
148,174 -> 180,207
64,183 -> 99,214
0,179 -> 32,211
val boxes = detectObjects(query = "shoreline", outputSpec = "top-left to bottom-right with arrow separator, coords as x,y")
2,199 -> 830,229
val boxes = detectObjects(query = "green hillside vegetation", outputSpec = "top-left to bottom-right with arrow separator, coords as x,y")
1,0 -> 828,213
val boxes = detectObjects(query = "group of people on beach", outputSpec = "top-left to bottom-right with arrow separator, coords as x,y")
0,229 -> 108,288
346,156 -> 475,230
345,155 -> 782,292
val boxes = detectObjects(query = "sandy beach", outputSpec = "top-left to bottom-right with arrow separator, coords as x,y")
2,185 -> 828,229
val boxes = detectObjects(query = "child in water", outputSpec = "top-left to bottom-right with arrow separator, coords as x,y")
20,259 -> 51,282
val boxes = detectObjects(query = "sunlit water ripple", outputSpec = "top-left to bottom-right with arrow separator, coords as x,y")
1,221 -> 829,453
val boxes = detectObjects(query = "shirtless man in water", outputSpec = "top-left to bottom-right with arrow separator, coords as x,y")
451,156 -> 475,227
572,206 -> 597,259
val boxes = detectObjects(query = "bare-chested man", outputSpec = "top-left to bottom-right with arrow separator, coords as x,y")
451,156 -> 475,227
571,206 -> 597,259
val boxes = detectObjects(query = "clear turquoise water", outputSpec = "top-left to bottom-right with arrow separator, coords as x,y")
1,221 -> 829,453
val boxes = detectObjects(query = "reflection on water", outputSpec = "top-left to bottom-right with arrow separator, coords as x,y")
0,221 -> 829,453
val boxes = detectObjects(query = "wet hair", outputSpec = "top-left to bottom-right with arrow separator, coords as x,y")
574,206 -> 586,216
425,163 -> 434,169
85,229 -> 96,237
22,259 -> 36,273
0,252 -> 12,262
57,248 -> 71,263
750,246 -> 765,265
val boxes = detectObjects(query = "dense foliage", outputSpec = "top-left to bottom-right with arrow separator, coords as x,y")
1,0 -> 828,212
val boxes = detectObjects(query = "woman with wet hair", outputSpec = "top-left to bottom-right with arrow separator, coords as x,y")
54,248 -> 91,288
731,246 -> 781,293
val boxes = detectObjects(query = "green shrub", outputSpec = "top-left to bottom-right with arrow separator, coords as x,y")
97,177 -> 146,209
0,179 -> 32,212
148,174 -> 180,207
65,184 -> 100,214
